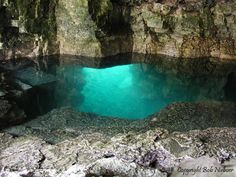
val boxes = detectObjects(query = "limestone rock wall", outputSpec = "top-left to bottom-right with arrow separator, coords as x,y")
57,0 -> 236,60
56,0 -> 102,57
131,0 -> 236,60
56,0 -> 134,57
0,0 -> 59,60
0,0 -> 236,60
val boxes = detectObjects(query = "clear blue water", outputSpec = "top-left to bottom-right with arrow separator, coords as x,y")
55,64 -> 226,119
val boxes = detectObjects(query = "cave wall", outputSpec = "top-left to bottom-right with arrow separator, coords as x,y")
57,0 -> 236,60
131,0 -> 236,59
55,0 -> 101,57
0,0 -> 236,60
56,0 -> 134,57
0,0 -> 59,60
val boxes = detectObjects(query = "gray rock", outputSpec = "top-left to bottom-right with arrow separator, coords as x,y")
0,136 -> 45,170
0,90 -> 5,97
0,127 -> 236,176
15,67 -> 57,86
15,79 -> 32,90
87,157 -> 167,177
0,99 -> 11,118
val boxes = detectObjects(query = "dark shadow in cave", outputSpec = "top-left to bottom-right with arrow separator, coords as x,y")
224,72 -> 236,102
88,0 -> 134,57
0,3 -> 18,58
0,56 -> 79,130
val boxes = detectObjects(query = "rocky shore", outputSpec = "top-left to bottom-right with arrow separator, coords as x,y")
1,126 -> 236,177
0,100 -> 236,176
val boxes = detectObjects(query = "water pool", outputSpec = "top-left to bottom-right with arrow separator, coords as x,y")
54,63 -> 228,119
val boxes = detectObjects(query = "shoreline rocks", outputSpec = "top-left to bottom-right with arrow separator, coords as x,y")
0,127 -> 236,177
4,100 -> 236,143
1,101 -> 236,176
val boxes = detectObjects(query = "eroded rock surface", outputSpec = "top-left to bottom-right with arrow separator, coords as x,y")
2,101 -> 236,176
150,101 -> 236,132
1,0 -> 236,60
0,0 -> 59,60
4,101 -> 236,143
0,127 -> 236,177
0,136 -> 45,170
57,0 -> 236,59
87,157 -> 167,177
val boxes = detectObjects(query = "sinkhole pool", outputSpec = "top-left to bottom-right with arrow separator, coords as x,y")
53,63 -> 230,119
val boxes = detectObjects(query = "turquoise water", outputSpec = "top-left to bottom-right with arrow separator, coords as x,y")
55,64 -> 226,119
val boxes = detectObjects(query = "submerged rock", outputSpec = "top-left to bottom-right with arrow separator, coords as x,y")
0,99 -> 11,118
0,99 -> 26,129
150,101 -> 236,132
15,79 -> 32,90
4,100 -> 236,143
15,67 -> 57,87
0,90 -> 5,97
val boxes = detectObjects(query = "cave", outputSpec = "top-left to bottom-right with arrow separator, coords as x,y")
1,0 -> 236,176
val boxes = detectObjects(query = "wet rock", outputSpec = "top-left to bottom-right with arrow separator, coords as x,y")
4,100 -> 236,144
15,67 -> 57,86
15,79 -> 32,90
0,90 -> 5,97
0,99 -> 26,129
4,107 -> 149,143
0,99 -> 11,118
150,101 -> 236,132
0,133 -> 13,151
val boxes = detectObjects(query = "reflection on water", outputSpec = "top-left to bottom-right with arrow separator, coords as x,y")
55,64 -> 231,119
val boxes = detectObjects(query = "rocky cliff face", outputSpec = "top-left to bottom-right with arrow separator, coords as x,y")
57,0 -> 236,59
132,0 -> 236,59
0,0 -> 59,60
0,0 -> 236,60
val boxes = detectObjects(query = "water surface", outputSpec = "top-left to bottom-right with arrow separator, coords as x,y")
55,64 -> 228,119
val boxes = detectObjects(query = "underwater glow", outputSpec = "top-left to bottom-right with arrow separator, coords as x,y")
55,64 -> 226,119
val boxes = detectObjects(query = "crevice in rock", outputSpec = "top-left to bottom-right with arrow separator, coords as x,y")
88,0 -> 134,56
38,149 -> 46,169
